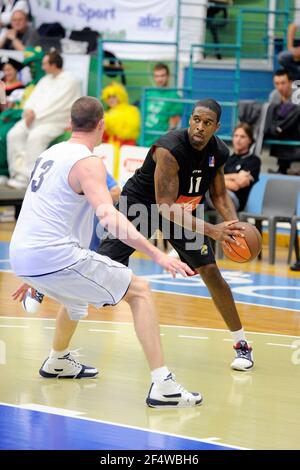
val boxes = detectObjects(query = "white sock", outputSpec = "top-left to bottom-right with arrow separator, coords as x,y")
151,366 -> 171,383
231,328 -> 246,344
49,348 -> 69,359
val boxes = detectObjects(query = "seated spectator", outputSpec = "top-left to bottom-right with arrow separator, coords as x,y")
0,1 -> 30,27
278,17 -> 300,80
0,9 -> 39,51
206,123 -> 261,211
0,46 -> 44,185
6,50 -> 81,189
268,69 -> 298,105
265,69 -> 300,174
206,0 -> 232,59
144,63 -> 183,146
0,56 -> 24,103
102,81 -> 140,153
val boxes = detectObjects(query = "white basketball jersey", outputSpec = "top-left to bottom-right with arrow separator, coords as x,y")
10,142 -> 96,276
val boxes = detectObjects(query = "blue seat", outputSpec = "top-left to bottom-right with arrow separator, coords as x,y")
288,192 -> 300,264
240,175 -> 300,264
242,173 -> 269,214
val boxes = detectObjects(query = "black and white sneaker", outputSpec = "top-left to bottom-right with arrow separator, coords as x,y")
39,353 -> 99,379
146,373 -> 202,408
231,341 -> 254,371
22,288 -> 44,314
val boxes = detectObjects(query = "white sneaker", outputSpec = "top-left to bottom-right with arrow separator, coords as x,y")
146,373 -> 202,408
39,352 -> 99,379
0,176 -> 8,185
22,288 -> 44,314
7,177 -> 27,190
231,341 -> 254,371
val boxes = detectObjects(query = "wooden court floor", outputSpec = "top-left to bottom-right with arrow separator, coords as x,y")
1,222 -> 300,450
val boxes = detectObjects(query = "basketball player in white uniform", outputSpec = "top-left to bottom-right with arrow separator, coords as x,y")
10,96 -> 202,408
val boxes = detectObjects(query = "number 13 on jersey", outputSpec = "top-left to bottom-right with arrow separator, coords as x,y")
31,158 -> 54,193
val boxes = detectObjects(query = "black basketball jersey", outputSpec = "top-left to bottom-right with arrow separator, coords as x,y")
124,128 -> 229,208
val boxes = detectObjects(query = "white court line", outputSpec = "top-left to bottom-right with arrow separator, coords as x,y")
89,329 -> 121,333
0,402 -> 248,450
267,342 -> 298,348
15,403 -> 85,417
178,335 -> 209,340
0,259 -> 9,262
1,316 -> 300,339
0,325 -> 29,329
223,338 -> 253,344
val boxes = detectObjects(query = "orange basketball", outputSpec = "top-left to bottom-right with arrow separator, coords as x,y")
222,222 -> 262,263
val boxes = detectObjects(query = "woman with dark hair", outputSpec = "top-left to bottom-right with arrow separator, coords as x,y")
223,123 -> 261,210
207,123 -> 261,211
0,56 -> 24,99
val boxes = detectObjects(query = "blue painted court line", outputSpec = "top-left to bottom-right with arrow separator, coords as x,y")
0,404 -> 235,450
129,258 -> 300,312
1,241 -> 299,311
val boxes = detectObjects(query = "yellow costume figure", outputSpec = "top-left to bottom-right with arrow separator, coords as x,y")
101,82 -> 141,153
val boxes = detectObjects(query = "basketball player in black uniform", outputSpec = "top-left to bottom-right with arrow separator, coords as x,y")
99,99 -> 254,371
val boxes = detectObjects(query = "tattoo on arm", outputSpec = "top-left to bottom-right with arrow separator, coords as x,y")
154,148 -> 180,205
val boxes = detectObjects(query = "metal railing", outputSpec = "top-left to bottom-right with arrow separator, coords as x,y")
264,139 -> 300,146
187,42 -> 241,97
139,91 -> 237,146
237,8 -> 290,62
97,38 -> 179,102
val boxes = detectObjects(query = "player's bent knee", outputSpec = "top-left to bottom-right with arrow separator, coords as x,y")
131,275 -> 150,291
199,263 -> 229,288
124,275 -> 151,302
197,263 -> 218,277
198,263 -> 225,283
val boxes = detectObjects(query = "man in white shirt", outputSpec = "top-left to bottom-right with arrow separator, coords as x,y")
6,50 -> 81,189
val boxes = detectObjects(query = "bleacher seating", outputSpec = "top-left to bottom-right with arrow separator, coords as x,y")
240,175 -> 300,264
0,186 -> 26,219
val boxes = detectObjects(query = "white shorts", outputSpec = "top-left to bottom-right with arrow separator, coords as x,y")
21,250 -> 132,320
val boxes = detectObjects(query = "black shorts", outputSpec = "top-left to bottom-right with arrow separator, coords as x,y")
98,194 -> 216,270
